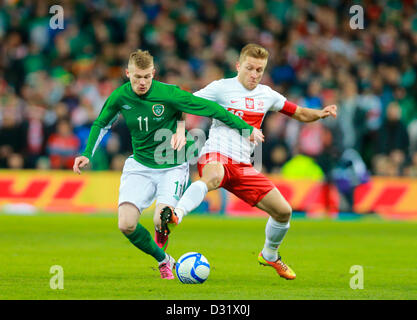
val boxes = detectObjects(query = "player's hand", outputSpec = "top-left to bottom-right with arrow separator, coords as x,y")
249,127 -> 264,146
171,132 -> 187,151
73,156 -> 90,175
171,120 -> 186,151
320,105 -> 337,119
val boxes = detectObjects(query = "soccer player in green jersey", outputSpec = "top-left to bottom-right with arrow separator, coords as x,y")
73,49 -> 264,279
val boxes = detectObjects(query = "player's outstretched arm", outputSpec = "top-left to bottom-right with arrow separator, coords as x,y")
292,104 -> 337,122
76,89 -> 121,170
73,156 -> 90,175
170,86 -> 256,135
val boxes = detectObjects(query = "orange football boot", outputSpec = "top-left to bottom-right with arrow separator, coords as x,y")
258,252 -> 296,280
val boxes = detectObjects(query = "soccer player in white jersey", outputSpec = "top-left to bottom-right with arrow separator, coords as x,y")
160,43 -> 337,280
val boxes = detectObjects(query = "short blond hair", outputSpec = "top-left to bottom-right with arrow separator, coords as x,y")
239,43 -> 269,63
128,49 -> 154,69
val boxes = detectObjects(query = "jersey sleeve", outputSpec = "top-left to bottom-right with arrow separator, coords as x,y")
81,90 -> 120,160
268,87 -> 287,112
193,80 -> 221,101
169,85 -> 253,136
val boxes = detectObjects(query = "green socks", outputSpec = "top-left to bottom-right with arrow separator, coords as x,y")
124,223 -> 166,262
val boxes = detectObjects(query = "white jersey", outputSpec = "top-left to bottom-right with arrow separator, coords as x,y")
194,77 -> 287,164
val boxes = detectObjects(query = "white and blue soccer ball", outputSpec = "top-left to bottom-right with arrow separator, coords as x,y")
175,252 -> 210,284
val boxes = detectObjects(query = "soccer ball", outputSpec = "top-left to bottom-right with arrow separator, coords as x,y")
175,252 -> 210,284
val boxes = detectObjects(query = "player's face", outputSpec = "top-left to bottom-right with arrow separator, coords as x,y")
236,56 -> 267,90
126,64 -> 155,95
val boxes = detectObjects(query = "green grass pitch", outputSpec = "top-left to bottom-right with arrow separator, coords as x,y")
0,212 -> 416,300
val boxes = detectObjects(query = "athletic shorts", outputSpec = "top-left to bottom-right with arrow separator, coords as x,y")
197,152 -> 275,207
118,157 -> 189,213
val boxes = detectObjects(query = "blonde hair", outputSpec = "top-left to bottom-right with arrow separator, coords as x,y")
128,49 -> 154,69
239,43 -> 269,63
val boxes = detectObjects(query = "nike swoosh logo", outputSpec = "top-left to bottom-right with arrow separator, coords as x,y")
122,105 -> 132,110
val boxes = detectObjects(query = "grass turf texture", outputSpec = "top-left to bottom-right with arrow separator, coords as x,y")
0,213 -> 416,300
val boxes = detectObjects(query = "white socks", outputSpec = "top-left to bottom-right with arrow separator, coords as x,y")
174,180 -> 208,223
262,217 -> 290,262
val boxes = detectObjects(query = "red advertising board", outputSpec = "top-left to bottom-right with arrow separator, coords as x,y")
0,171 -> 416,219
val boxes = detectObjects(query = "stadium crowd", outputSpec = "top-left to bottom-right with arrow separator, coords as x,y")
0,0 -> 416,181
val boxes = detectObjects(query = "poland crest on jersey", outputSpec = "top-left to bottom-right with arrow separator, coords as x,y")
152,104 -> 165,116
245,97 -> 254,109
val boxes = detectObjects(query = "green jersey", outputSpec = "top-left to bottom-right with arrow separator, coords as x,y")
82,80 -> 254,168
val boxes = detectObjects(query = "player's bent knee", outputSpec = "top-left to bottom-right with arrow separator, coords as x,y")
272,205 -> 292,223
201,171 -> 223,190
205,177 -> 222,191
118,202 -> 139,235
118,221 -> 136,235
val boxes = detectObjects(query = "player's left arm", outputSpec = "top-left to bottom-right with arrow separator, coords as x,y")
278,100 -> 337,122
269,87 -> 337,122
292,104 -> 337,122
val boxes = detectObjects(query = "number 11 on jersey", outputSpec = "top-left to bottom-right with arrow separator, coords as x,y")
138,116 -> 149,131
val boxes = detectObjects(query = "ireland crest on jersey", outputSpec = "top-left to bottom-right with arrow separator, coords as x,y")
152,104 -> 165,117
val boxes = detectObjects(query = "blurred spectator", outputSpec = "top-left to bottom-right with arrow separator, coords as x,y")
354,86 -> 383,168
404,152 -> 417,177
331,149 -> 369,212
297,122 -> 326,157
22,104 -> 47,168
46,118 -> 80,169
0,99 -> 26,168
338,80 -> 359,150
263,138 -> 290,174
304,80 -> 322,109
7,153 -> 25,169
314,123 -> 344,215
375,102 -> 410,174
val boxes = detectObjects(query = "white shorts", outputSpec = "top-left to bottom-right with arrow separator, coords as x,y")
118,157 -> 189,213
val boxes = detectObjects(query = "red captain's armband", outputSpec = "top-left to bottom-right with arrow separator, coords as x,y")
279,100 -> 298,117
